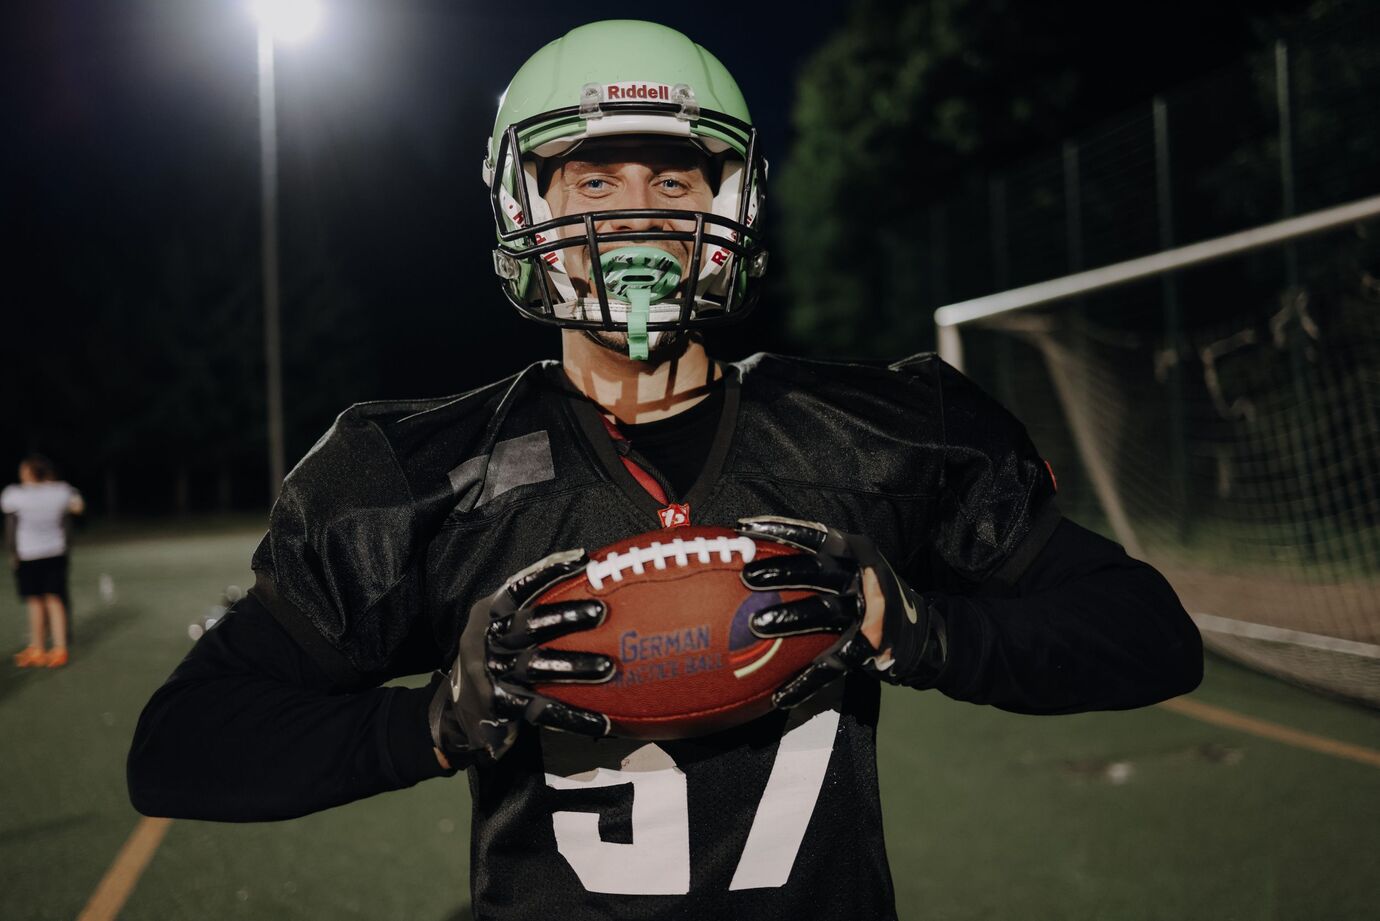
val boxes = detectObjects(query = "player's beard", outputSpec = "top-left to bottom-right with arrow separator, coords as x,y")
581,327 -> 695,365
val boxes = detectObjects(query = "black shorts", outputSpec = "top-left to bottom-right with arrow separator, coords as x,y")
15,555 -> 68,599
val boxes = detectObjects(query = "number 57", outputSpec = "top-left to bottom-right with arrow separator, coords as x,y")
544,709 -> 840,895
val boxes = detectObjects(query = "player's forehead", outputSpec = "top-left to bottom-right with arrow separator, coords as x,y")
556,136 -> 710,174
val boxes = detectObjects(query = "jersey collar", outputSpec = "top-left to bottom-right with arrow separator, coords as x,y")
549,361 -> 741,526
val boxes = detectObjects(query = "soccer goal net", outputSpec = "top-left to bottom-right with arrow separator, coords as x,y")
936,195 -> 1380,707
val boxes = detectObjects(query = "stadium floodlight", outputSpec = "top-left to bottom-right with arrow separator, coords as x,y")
250,0 -> 322,44
252,1 -> 323,499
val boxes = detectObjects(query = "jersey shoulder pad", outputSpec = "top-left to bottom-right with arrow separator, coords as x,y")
251,364 -> 549,677
900,355 -> 1058,584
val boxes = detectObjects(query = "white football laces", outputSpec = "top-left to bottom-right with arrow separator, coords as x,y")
585,536 -> 757,591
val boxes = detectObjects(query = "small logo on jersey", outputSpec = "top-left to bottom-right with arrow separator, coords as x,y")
728,591 -> 785,678
658,503 -> 690,528
606,82 -> 672,101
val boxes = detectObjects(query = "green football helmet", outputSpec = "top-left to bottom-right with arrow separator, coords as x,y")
484,20 -> 768,346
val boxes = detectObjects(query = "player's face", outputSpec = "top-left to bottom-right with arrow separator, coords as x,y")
543,139 -> 714,361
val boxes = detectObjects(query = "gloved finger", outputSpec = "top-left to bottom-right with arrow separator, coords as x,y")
492,648 -> 615,685
750,593 -> 861,638
493,599 -> 605,649
497,548 -> 591,613
452,681 -> 522,760
742,553 -> 858,594
489,680 -> 536,720
834,629 -> 881,667
527,696 -> 612,737
771,658 -> 850,709
736,515 -> 831,552
470,717 -> 520,762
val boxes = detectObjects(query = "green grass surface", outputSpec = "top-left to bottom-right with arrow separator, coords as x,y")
0,524 -> 1377,920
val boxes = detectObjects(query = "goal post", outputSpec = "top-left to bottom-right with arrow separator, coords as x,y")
934,194 -> 1380,707
936,193 -> 1380,370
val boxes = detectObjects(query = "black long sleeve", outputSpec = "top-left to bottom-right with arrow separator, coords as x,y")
127,518 -> 1200,821
930,518 -> 1203,714
126,592 -> 455,822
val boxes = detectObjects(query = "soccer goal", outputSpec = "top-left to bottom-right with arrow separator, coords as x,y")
935,194 -> 1380,707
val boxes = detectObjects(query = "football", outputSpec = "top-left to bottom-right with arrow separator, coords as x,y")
534,525 -> 835,739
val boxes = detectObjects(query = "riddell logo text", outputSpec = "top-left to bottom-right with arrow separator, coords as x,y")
606,83 -> 672,101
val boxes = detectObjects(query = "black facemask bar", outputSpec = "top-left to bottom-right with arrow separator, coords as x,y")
488,101 -> 768,332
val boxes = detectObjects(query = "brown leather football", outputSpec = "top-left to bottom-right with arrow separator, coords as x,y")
534,525 -> 834,739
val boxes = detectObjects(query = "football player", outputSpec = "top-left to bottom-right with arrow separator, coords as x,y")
128,20 -> 1201,919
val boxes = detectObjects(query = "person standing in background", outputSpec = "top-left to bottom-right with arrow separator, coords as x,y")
3,455 -> 84,668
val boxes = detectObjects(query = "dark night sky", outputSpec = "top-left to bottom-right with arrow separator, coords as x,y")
9,0 -> 831,394
2,1 -> 837,499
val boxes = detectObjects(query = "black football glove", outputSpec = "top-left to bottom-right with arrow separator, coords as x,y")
735,516 -> 949,708
429,548 -> 615,764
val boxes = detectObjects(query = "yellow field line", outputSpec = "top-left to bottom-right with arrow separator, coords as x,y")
1159,696 -> 1380,769
76,816 -> 172,921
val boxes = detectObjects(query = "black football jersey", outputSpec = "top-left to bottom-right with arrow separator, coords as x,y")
252,352 -> 1057,920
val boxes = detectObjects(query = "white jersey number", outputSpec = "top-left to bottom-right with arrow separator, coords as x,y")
543,708 -> 840,895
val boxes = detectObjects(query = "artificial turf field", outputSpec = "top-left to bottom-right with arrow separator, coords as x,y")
1,522 -> 1377,921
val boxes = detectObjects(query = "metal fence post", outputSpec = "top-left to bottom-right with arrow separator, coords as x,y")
1276,39 -> 1320,563
1154,96 -> 1188,536
988,175 -> 1015,407
1062,141 -> 1084,277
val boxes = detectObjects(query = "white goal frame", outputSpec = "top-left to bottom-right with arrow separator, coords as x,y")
933,193 -> 1380,562
935,193 -> 1380,373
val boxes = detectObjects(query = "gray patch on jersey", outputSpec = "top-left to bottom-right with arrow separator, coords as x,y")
448,430 -> 555,513
447,454 -> 490,512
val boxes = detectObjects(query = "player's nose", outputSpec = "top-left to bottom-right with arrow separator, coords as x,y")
601,184 -> 666,234
604,214 -> 657,233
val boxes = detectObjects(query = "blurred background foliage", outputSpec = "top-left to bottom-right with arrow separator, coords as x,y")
776,0 -> 1361,355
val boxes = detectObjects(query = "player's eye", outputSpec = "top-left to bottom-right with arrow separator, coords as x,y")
657,177 -> 687,192
581,178 -> 608,191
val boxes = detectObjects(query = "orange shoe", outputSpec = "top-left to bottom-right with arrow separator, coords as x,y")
44,649 -> 68,668
14,647 -> 44,667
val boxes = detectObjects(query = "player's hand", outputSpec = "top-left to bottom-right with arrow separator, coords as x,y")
735,516 -> 948,708
429,549 -> 615,764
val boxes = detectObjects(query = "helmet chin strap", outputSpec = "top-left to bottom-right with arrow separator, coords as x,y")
596,247 -> 683,360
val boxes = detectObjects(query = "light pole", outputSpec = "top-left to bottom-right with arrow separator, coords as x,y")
251,0 -> 321,502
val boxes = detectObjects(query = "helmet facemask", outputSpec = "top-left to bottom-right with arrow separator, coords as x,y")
486,86 -> 768,356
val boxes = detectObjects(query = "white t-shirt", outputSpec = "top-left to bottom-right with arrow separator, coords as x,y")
1,482 -> 81,561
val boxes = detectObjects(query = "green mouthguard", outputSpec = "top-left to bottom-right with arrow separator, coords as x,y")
597,246 -> 683,360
